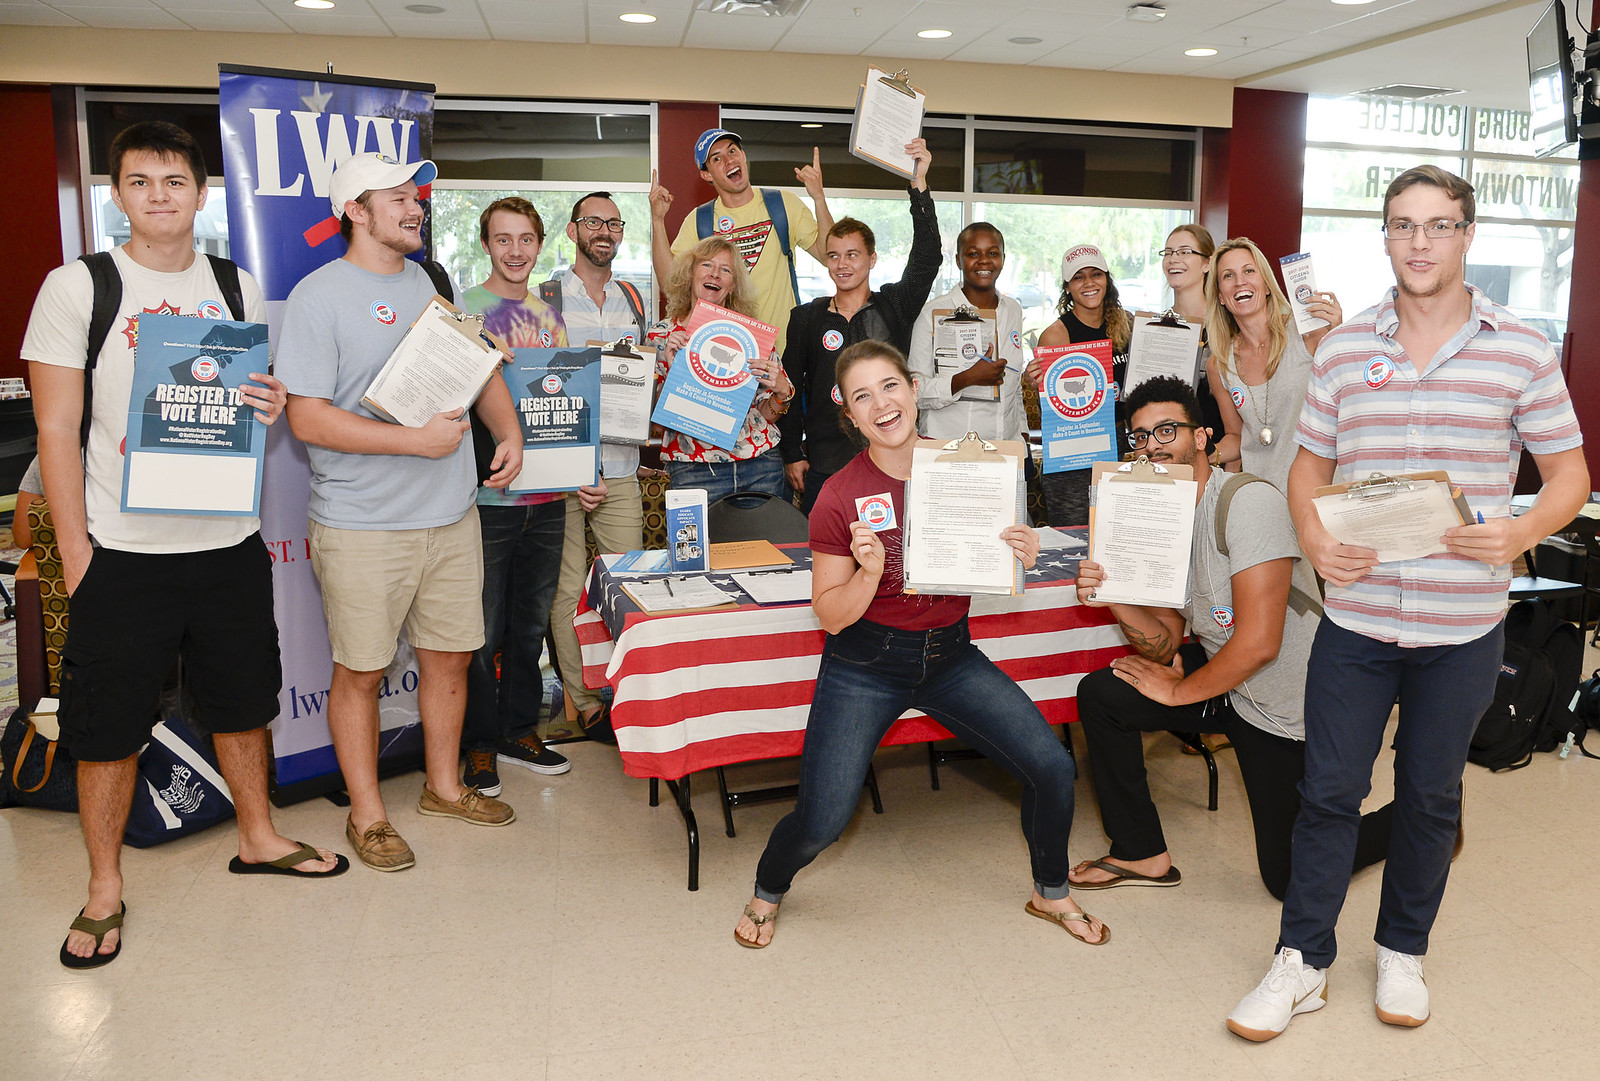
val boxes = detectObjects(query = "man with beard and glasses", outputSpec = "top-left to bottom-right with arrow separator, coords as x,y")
542,192 -> 651,742
279,154 -> 523,872
452,197 -> 581,798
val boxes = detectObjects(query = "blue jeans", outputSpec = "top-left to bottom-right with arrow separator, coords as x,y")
753,617 -> 1078,903
1278,618 -> 1502,967
463,501 -> 566,752
666,447 -> 788,506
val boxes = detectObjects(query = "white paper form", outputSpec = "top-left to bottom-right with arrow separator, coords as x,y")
1125,312 -> 1204,394
932,309 -> 998,402
592,341 -> 653,445
904,444 -> 1022,595
731,570 -> 814,606
849,68 -> 926,179
1088,466 -> 1197,608
362,297 -> 504,427
1312,480 -> 1468,563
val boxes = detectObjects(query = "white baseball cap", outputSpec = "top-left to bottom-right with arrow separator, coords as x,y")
329,152 -> 439,219
1060,244 -> 1109,282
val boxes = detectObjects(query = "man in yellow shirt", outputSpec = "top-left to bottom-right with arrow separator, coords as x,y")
650,127 -> 833,339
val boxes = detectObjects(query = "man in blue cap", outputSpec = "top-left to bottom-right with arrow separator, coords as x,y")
649,128 -> 833,338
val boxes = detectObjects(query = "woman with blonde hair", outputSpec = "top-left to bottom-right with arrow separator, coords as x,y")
654,236 -> 795,502
1204,236 -> 1341,493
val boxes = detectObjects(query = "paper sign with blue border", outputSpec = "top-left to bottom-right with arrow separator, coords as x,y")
650,300 -> 776,451
121,312 -> 270,517
504,346 -> 601,494
1035,340 -> 1116,474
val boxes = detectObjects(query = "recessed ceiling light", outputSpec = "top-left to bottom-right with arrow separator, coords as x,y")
294,0 -> 335,8
1009,36 -> 1043,45
405,2 -> 444,11
1331,1 -> 1376,6
1184,47 -> 1218,57
619,12 -> 657,23
917,28 -> 952,39
799,122 -> 823,128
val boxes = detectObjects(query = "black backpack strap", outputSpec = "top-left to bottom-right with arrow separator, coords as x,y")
1215,472 -> 1324,619
538,280 -> 563,311
78,251 -> 122,451
615,279 -> 648,339
420,259 -> 454,303
204,254 -> 247,321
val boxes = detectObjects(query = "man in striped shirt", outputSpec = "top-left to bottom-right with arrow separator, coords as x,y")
1228,165 -> 1587,1042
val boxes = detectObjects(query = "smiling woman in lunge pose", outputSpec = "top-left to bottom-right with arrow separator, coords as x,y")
732,340 -> 1107,950
653,236 -> 796,502
1203,237 -> 1342,494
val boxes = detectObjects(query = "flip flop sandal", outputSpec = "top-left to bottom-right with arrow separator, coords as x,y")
734,904 -> 778,949
228,842 -> 351,878
1025,900 -> 1110,946
60,902 -> 126,969
1069,858 -> 1182,890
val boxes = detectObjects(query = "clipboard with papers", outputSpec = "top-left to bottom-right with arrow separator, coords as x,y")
903,432 -> 1028,596
1311,471 -> 1473,563
849,67 -> 926,179
590,338 -> 654,445
1125,309 -> 1204,394
932,306 -> 999,402
362,294 -> 509,427
1087,455 -> 1197,608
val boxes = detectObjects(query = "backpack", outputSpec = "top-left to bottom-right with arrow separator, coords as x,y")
1469,599 -> 1584,771
81,251 -> 245,449
1214,473 -> 1323,618
1566,668 -> 1600,760
538,277 -> 649,343
694,188 -> 798,303
416,259 -> 496,484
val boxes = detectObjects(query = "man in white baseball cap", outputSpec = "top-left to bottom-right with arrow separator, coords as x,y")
277,151 -> 526,872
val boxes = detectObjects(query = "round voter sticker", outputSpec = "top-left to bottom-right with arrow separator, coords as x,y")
1365,356 -> 1395,388
196,300 -> 226,320
1045,354 -> 1108,419
1211,606 -> 1235,629
371,302 -> 397,325
539,329 -> 553,347
190,355 -> 220,382
859,496 -> 893,530
717,215 -> 735,233
542,374 -> 562,394
1230,386 -> 1245,408
822,329 -> 844,351
831,384 -> 843,404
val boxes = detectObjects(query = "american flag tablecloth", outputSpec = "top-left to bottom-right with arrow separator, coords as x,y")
574,531 -> 1131,780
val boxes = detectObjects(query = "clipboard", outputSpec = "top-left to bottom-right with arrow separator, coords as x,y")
1086,455 -> 1197,608
1310,470 -> 1473,564
589,337 -> 655,445
903,432 -> 1028,596
1125,309 -> 1203,394
360,294 -> 510,426
849,67 -> 926,180
933,306 -> 999,402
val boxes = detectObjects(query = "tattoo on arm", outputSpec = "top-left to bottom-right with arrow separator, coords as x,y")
1119,621 -> 1176,663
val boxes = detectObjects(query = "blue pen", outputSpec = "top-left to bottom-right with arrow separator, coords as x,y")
1476,512 -> 1485,524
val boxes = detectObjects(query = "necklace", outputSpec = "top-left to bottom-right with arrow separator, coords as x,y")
1234,339 -> 1273,446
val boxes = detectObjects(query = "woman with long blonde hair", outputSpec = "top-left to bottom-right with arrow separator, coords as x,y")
1204,236 -> 1341,493
654,236 -> 795,501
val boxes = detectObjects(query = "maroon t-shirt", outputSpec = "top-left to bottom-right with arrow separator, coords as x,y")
809,450 -> 970,631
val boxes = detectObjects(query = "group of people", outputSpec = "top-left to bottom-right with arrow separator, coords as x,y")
21,119 -> 1587,1052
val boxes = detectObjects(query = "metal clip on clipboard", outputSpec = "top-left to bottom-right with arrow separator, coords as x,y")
1342,472 -> 1419,500
1148,308 -> 1189,329
1112,454 -> 1177,484
877,68 -> 918,98
934,430 -> 1002,462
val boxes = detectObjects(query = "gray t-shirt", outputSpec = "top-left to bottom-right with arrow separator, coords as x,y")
277,258 -> 476,530
1227,329 -> 1313,495
1182,468 -> 1318,740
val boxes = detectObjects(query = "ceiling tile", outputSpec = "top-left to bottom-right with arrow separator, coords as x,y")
51,4 -> 188,27
173,9 -> 291,31
682,11 -> 794,50
482,19 -> 586,42
0,1 -> 85,24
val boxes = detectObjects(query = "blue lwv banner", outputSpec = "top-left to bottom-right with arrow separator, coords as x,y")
218,65 -> 435,794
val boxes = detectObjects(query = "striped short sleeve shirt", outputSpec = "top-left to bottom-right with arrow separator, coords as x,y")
1294,284 -> 1582,647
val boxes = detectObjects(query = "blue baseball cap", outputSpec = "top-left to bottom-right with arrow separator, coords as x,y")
694,128 -> 743,169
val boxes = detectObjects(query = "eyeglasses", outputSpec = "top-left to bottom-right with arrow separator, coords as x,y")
1126,422 -> 1198,449
575,216 -> 626,233
1382,219 -> 1469,240
1158,246 -> 1201,258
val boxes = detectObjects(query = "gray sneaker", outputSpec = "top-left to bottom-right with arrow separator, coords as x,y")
345,816 -> 416,872
417,784 -> 516,826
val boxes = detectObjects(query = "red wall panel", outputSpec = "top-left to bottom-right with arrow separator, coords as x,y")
1224,88 -> 1307,269
3,84 -> 68,385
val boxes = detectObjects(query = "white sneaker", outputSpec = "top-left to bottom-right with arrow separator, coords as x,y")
1227,947 -> 1328,1042
1375,945 -> 1429,1027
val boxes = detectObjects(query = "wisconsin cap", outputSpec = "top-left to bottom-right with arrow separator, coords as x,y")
1060,244 -> 1109,282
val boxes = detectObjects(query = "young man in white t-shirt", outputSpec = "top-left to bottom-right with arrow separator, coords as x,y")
23,121 -> 347,970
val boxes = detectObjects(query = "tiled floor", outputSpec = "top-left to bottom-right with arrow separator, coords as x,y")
4,692 -> 1598,1080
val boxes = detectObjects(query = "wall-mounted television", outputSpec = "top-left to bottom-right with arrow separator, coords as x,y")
1528,0 -> 1580,158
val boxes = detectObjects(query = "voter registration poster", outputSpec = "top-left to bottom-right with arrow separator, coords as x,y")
121,312 -> 270,516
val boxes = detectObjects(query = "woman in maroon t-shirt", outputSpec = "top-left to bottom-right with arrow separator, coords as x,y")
733,341 -> 1109,949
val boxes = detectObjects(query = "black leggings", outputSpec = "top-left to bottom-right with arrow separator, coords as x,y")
1076,656 -> 1392,901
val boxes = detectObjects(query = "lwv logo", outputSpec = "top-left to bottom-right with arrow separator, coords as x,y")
246,109 -> 419,197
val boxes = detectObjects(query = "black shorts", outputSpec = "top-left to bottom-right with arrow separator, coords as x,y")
58,533 -> 282,762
